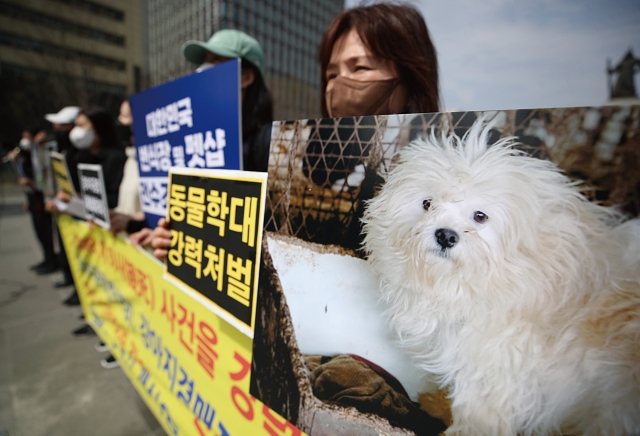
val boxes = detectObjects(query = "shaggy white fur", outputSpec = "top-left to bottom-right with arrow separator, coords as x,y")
362,117 -> 640,436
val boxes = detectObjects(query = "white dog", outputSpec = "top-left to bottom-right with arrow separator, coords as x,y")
362,118 -> 640,436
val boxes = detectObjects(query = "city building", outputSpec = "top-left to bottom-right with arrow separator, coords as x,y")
146,0 -> 344,121
0,0 -> 145,144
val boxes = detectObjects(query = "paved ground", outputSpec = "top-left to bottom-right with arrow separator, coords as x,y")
0,181 -> 166,436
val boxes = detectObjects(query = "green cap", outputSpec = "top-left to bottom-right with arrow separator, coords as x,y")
182,29 -> 265,75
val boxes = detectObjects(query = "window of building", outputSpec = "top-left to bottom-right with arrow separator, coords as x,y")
0,2 -> 125,46
47,0 -> 125,22
0,31 -> 126,71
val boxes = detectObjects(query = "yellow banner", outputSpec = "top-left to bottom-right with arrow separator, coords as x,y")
59,214 -> 304,436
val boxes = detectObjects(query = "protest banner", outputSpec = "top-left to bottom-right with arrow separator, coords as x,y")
78,163 -> 110,229
57,106 -> 640,436
130,60 -> 242,227
58,214 -> 305,436
164,168 -> 267,338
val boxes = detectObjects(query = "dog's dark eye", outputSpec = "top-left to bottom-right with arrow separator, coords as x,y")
473,211 -> 488,223
423,199 -> 431,211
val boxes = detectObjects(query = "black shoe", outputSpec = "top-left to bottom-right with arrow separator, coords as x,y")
62,290 -> 80,306
29,260 -> 48,270
36,263 -> 60,275
72,324 -> 95,337
54,278 -> 74,288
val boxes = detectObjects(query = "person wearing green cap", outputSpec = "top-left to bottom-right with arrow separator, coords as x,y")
182,29 -> 274,172
128,30 -> 276,259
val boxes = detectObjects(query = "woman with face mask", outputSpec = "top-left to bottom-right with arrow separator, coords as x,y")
302,3 -> 440,249
320,4 -> 439,118
52,106 -> 127,310
64,105 -> 127,210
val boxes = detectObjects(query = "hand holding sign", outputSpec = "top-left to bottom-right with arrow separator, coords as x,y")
49,151 -> 87,218
151,217 -> 172,259
57,190 -> 72,203
129,227 -> 155,248
45,190 -> 75,213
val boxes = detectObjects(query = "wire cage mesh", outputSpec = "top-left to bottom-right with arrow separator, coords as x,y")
265,106 -> 640,253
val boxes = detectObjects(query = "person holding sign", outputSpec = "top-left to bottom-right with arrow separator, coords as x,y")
183,29 -> 274,172
131,29 -> 275,253
44,106 -> 81,288
307,1 -> 440,184
49,105 -> 127,308
303,2 -> 442,252
148,4 -> 440,261
50,105 -> 127,211
9,126 -> 58,274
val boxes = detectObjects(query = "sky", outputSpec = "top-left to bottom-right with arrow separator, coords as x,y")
344,0 -> 640,111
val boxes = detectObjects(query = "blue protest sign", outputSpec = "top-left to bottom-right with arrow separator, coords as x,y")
130,59 -> 242,227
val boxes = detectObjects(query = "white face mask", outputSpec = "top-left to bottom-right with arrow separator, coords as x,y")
19,138 -> 32,150
69,126 -> 95,150
195,62 -> 215,73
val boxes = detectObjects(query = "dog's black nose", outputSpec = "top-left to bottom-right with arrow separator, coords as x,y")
435,228 -> 459,249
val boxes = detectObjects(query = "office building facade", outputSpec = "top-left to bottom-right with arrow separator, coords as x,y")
146,0 -> 344,121
0,0 -> 145,143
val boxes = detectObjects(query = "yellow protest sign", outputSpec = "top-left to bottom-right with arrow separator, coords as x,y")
58,215 -> 304,436
164,169 -> 267,338
50,151 -> 76,197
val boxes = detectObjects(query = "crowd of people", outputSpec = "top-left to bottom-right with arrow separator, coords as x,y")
5,3 -> 440,376
8,102 -> 135,368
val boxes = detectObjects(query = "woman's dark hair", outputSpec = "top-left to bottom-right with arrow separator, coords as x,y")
241,60 -> 273,140
81,104 -> 120,149
318,3 -> 440,117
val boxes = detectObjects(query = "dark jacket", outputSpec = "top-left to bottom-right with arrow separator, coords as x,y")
67,147 -> 126,209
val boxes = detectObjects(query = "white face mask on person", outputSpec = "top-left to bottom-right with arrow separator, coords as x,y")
19,138 -> 32,150
195,62 -> 215,73
69,126 -> 95,150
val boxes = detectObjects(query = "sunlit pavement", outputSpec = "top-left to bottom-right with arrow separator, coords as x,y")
0,183 -> 165,436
